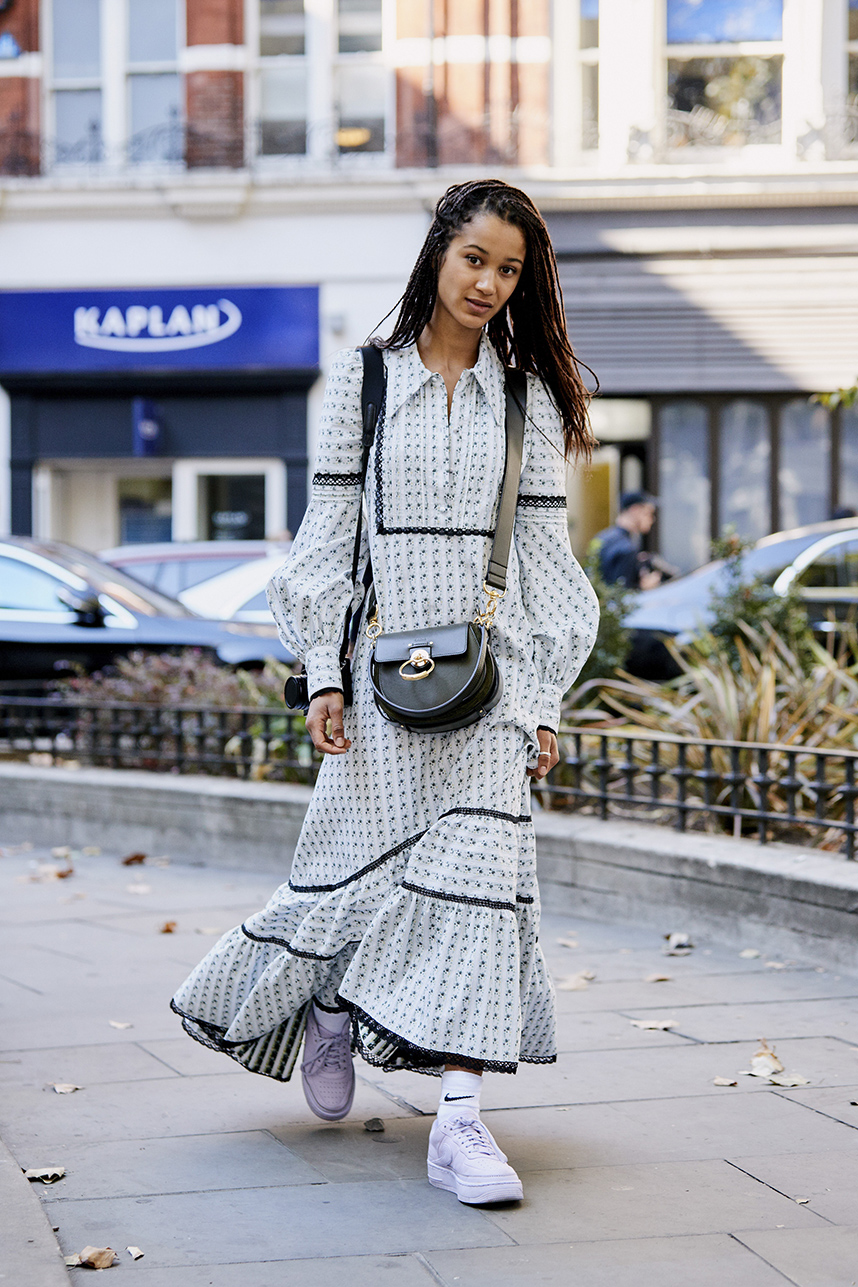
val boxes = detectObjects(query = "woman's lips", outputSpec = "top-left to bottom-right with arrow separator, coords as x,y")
465,297 -> 492,313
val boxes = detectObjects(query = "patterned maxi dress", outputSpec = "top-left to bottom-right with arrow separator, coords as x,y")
171,337 -> 599,1079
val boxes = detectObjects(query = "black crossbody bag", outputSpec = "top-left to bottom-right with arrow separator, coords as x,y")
285,347 -> 526,735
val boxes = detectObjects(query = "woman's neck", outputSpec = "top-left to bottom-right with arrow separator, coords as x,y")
416,315 -> 481,377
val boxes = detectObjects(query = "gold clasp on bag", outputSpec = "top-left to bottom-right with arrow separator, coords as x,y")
474,583 -> 504,629
365,608 -> 382,641
399,647 -> 435,680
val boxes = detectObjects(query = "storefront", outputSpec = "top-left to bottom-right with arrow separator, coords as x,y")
0,285 -> 319,552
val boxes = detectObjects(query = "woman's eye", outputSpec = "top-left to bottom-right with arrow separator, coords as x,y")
466,254 -> 481,264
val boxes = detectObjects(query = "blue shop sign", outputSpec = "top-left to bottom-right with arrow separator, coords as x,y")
0,286 -> 318,373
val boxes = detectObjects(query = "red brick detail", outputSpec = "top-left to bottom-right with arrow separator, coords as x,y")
186,70 -> 244,167
0,0 -> 40,52
186,0 -> 244,47
0,78 -> 40,177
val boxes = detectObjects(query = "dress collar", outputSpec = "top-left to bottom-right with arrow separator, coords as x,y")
384,334 -> 506,426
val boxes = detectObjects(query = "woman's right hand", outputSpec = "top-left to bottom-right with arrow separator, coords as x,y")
306,691 -> 352,755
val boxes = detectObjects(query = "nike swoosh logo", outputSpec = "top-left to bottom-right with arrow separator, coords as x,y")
443,1094 -> 474,1101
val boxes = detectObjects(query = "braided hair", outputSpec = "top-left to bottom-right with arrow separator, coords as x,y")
376,179 -> 596,460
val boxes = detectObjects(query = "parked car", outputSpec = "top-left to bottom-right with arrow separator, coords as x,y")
624,518 -> 858,649
0,537 -> 293,680
99,540 -> 289,599
178,552 -> 293,623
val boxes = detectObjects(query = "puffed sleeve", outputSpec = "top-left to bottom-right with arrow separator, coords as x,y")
514,375 -> 600,733
266,348 -> 368,699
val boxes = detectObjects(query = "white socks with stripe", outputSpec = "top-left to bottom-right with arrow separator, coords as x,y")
437,1069 -> 482,1121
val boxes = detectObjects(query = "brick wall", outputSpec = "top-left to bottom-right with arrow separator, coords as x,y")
395,0 -> 549,168
185,0 -> 245,168
0,0 -> 40,175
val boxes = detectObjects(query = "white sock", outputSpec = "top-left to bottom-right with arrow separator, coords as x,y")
312,1001 -> 349,1033
437,1069 -> 482,1121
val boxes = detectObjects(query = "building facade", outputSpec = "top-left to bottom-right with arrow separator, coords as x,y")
0,0 -> 856,568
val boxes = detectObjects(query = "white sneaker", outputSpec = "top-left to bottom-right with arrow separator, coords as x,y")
300,1007 -> 355,1121
427,1114 -> 523,1205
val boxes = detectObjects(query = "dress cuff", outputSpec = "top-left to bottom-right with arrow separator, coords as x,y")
538,684 -> 563,736
305,645 -> 343,700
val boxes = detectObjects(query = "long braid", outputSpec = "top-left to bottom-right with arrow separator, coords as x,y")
373,179 -> 596,461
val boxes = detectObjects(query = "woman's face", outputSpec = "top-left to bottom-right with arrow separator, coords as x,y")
434,212 -> 526,334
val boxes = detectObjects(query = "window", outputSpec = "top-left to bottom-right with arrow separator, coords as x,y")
0,557 -> 68,613
798,541 -> 858,592
658,402 -> 710,573
666,0 -> 783,151
849,1 -> 858,145
258,0 -> 307,155
49,0 -> 182,168
577,0 -> 598,150
335,0 -> 386,154
719,400 -> 770,541
841,405 -> 858,514
778,400 -> 829,531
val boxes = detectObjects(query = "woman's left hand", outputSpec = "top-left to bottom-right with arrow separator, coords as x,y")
528,728 -> 559,779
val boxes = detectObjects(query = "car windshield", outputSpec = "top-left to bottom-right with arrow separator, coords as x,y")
45,544 -> 196,619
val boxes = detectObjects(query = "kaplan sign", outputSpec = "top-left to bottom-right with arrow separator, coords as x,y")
0,286 -> 318,373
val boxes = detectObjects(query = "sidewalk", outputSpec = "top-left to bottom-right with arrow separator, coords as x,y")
1,841 -> 857,1286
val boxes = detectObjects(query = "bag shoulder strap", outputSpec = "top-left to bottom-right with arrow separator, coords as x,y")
339,345 -> 385,665
485,367 -> 527,592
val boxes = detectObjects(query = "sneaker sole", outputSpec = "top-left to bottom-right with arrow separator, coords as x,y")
301,1071 -> 355,1122
428,1160 -> 523,1205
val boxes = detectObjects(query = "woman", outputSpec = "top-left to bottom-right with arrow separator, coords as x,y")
172,179 -> 599,1206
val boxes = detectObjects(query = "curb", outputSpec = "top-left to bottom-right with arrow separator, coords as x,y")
0,1137 -> 69,1286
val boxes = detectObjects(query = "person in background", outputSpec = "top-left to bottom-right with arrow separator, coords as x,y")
594,491 -> 662,590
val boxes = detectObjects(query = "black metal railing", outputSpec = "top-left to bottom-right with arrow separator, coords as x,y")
2,698 -> 856,857
0,696 -> 315,784
538,727 -> 857,860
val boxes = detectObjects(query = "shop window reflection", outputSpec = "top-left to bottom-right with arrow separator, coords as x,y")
658,401 -> 710,573
841,405 -> 858,514
719,400 -> 770,542
778,400 -> 829,531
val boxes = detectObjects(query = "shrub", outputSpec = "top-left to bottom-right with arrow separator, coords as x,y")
58,650 -> 293,708
574,541 -> 637,689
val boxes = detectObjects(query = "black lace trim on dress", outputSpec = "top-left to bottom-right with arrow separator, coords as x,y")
518,494 -> 566,509
313,471 -> 363,486
373,381 -> 389,532
338,996 -> 519,1075
288,830 -> 427,894
170,999 -> 246,1050
440,807 -> 532,824
240,923 -> 340,961
400,879 -> 516,914
377,525 -> 494,537
516,895 -> 535,905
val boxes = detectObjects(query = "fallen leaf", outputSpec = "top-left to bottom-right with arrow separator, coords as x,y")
126,1246 -> 144,1260
795,1197 -> 811,1205
195,926 -> 223,935
29,862 -> 74,883
630,1018 -> 678,1030
159,920 -> 178,934
0,841 -> 34,856
739,948 -> 761,959
739,1039 -> 784,1078
557,938 -> 578,949
121,852 -> 147,866
49,1083 -> 83,1094
713,1077 -> 738,1087
765,961 -> 787,970
664,932 -> 694,956
81,846 -> 101,856
109,1021 -> 132,1030
769,1072 -> 811,1088
23,1166 -> 65,1184
78,1246 -> 117,1269
126,883 -> 152,894
645,973 -> 672,983
364,1117 -> 385,1132
556,969 -> 596,991
51,846 -> 72,860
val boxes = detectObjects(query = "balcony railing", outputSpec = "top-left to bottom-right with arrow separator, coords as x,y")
1,697 -> 855,857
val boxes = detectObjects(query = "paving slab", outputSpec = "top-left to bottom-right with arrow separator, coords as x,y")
0,1041 -> 179,1089
44,1179 -> 512,1267
38,1130 -> 323,1201
731,1149 -> 858,1224
773,1087 -> 858,1131
269,1114 -> 431,1183
85,1254 -> 440,1286
735,1227 -> 858,1287
424,1232 -> 796,1287
474,1159 -> 827,1244
628,997 -> 858,1044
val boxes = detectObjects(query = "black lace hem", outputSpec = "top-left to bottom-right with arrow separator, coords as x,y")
170,999 -> 246,1050
400,879 -> 517,914
339,996 -> 519,1075
518,494 -> 566,509
313,472 -> 363,486
240,923 -> 340,961
288,829 -> 426,894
